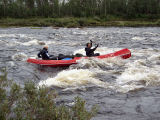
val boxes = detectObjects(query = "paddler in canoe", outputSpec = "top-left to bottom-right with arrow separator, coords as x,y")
38,40 -> 100,60
37,45 -> 51,60
37,45 -> 74,60
85,40 -> 100,57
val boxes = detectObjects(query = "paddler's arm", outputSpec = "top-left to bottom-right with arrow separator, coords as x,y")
46,52 -> 50,59
90,40 -> 93,47
91,44 -> 99,52
37,51 -> 42,58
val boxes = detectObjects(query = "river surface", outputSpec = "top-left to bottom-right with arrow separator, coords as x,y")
0,27 -> 160,120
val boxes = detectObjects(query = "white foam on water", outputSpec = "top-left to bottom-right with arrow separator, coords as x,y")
72,31 -> 88,35
0,33 -> 56,46
76,56 -> 125,69
0,34 -> 17,38
12,53 -> 28,61
73,48 -> 86,55
38,47 -> 160,93
130,48 -> 159,57
7,61 -> 15,67
38,69 -> 108,88
132,36 -> 145,41
45,41 -> 56,45
117,60 -> 149,84
29,55 -> 37,59
116,84 -> 144,93
17,39 -> 55,46
0,34 -> 32,39
116,59 -> 160,93
148,54 -> 160,62
73,47 -> 126,70
18,34 -> 30,38
22,39 -> 39,46
38,48 -> 127,90
143,32 -> 159,36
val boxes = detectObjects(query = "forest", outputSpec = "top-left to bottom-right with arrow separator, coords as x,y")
0,0 -> 160,19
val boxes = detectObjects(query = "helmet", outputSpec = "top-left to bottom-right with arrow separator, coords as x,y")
44,45 -> 48,49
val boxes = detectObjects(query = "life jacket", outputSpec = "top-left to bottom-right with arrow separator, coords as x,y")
37,48 -> 50,60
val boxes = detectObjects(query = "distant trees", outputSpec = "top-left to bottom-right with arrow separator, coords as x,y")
125,0 -> 160,18
0,0 -> 159,18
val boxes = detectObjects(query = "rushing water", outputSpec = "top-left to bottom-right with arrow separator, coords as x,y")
0,27 -> 160,119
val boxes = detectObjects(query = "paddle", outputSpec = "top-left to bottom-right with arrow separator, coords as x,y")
90,40 -> 99,47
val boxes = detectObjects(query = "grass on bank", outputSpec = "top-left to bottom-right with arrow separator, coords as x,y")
0,17 -> 160,27
0,69 -> 97,120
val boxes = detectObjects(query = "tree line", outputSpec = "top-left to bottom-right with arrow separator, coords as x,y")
0,0 -> 160,19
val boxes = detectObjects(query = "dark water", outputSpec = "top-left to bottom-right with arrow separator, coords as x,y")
0,27 -> 160,120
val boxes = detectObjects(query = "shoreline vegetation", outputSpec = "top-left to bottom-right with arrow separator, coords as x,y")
0,17 -> 160,28
0,0 -> 160,27
0,70 -> 97,120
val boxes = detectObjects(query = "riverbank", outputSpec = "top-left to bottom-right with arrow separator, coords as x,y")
0,17 -> 160,28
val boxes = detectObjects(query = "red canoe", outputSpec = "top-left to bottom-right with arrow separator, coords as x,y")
27,48 -> 131,67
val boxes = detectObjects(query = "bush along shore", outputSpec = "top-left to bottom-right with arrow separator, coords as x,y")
0,69 -> 97,120
0,0 -> 159,27
0,17 -> 160,28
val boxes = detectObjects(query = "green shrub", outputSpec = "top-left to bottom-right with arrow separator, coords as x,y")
0,70 -> 97,120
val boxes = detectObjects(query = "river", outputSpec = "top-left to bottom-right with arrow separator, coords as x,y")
0,27 -> 160,120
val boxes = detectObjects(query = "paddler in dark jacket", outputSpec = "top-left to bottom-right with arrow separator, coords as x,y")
85,40 -> 100,57
38,46 -> 52,60
38,45 -> 73,60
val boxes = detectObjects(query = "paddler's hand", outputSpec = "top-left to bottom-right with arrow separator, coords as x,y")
96,44 -> 99,47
